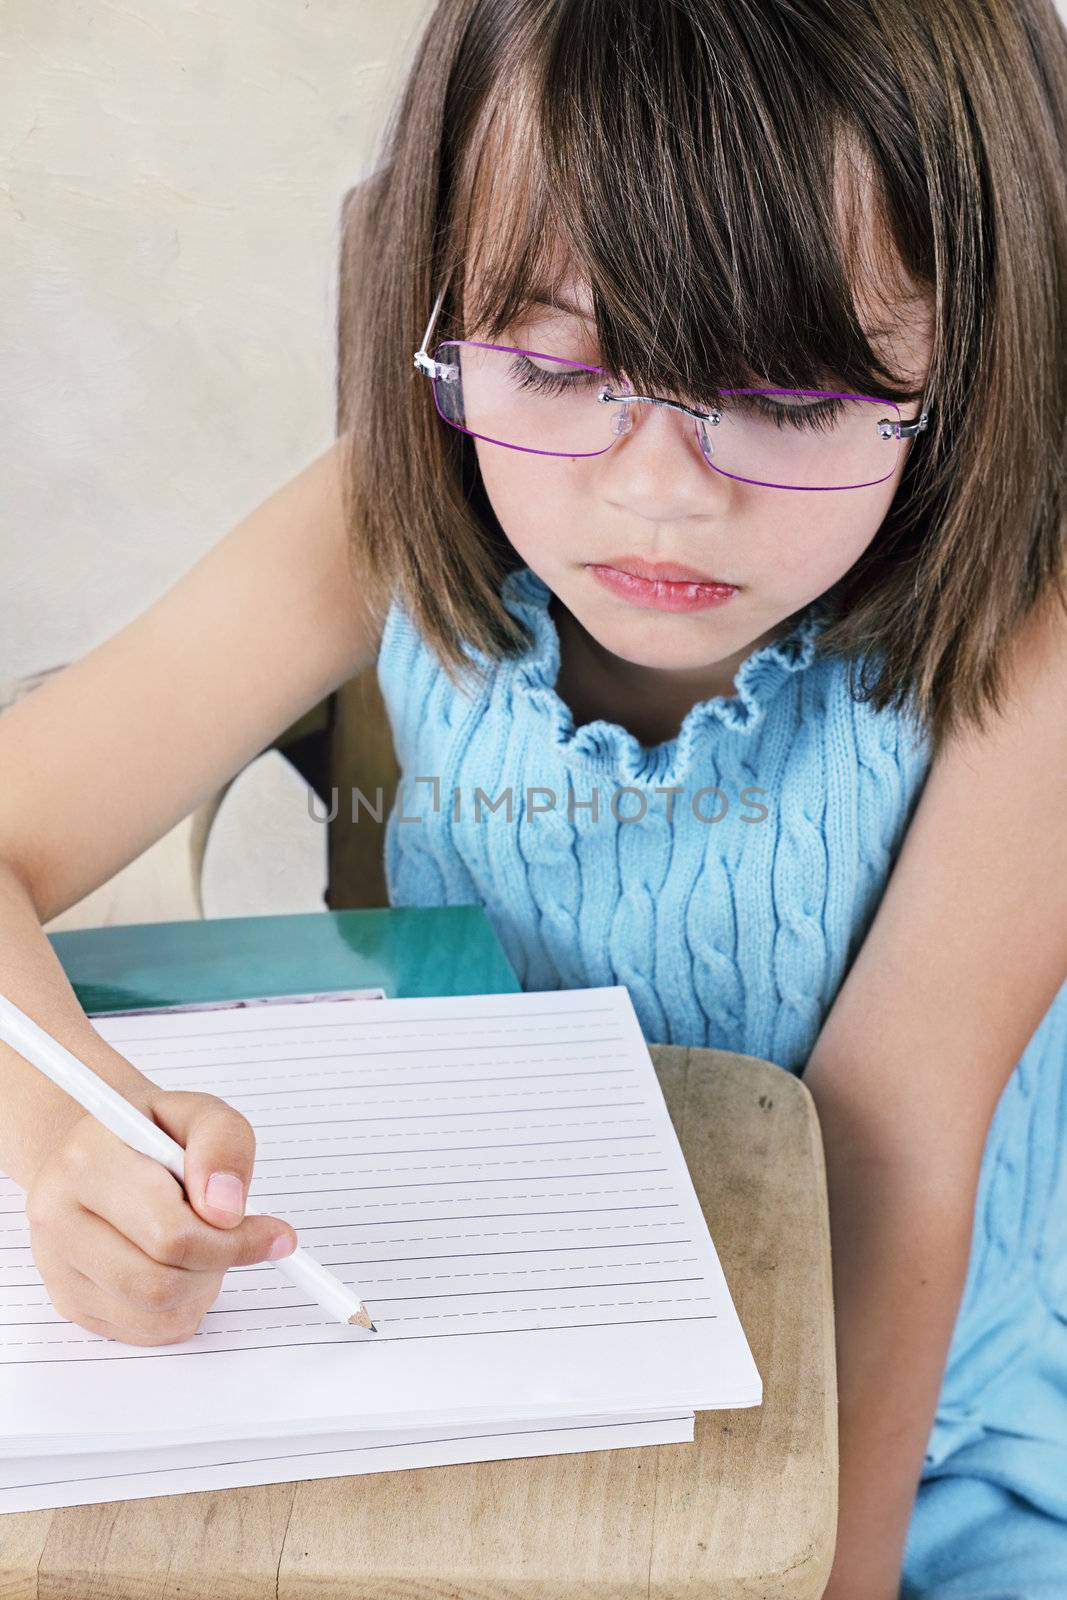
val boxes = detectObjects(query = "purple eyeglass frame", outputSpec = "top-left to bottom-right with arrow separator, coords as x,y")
413,272 -> 931,492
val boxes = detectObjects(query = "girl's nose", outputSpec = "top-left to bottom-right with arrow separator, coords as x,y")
603,389 -> 730,518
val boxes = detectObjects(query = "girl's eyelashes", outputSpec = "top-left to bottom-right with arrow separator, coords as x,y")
506,353 -> 850,432
507,353 -> 602,392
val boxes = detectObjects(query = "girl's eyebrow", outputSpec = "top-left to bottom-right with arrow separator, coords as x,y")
525,289 -> 595,322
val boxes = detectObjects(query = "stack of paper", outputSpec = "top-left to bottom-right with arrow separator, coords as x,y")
0,985 -> 761,1513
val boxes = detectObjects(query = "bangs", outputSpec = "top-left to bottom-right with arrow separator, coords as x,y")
445,0 -> 931,410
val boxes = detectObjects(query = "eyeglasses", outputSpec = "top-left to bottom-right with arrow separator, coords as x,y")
414,271 -> 931,492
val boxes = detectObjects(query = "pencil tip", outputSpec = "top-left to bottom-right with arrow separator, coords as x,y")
348,1306 -> 376,1330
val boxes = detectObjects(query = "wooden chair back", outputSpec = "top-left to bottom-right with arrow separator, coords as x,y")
326,663 -> 400,910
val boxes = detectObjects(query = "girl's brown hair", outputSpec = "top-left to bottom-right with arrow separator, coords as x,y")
337,0 -> 1067,755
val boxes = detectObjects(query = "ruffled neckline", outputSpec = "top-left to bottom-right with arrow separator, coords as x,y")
495,563 -> 833,787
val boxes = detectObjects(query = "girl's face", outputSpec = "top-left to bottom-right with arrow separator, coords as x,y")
471,271 -> 933,682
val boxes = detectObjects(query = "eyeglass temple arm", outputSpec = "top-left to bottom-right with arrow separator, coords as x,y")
413,269 -> 454,377
896,407 -> 930,438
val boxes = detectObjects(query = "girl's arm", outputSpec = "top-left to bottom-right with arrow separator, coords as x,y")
803,592 -> 1067,1600
0,436 -> 384,1188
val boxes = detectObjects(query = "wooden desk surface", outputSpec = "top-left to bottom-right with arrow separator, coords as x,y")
0,1044 -> 836,1600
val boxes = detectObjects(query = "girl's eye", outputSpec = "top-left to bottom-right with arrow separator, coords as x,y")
731,393 -> 847,433
507,354 -> 602,394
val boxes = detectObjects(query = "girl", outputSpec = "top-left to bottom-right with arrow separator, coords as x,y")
0,2 -> 1064,1596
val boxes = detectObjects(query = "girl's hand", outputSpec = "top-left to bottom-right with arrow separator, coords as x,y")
23,1088 -> 298,1347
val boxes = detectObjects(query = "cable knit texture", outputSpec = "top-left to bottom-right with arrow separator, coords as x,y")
375,560 -> 1067,1511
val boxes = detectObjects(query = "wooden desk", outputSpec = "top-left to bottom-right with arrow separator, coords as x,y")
2,917 -> 837,1598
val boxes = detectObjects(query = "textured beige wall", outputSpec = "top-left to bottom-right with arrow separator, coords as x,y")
1,0 -> 434,689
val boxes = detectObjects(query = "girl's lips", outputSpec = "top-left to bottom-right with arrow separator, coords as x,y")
587,563 -> 740,613
599,555 -> 735,584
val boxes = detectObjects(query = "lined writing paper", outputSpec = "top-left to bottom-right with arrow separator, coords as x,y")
0,986 -> 760,1450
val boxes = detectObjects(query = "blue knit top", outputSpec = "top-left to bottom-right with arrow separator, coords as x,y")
375,560 -> 1067,1480
377,563 -> 934,1065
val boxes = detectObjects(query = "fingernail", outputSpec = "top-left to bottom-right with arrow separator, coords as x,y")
268,1234 -> 296,1260
205,1171 -> 245,1217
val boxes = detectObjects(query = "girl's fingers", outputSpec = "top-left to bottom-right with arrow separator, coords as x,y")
30,1228 -> 216,1347
65,1124 -> 295,1273
38,1201 -> 219,1320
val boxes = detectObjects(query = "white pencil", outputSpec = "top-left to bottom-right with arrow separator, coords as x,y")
0,992 -> 377,1331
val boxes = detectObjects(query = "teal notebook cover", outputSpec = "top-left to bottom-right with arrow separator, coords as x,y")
47,906 -> 521,1016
